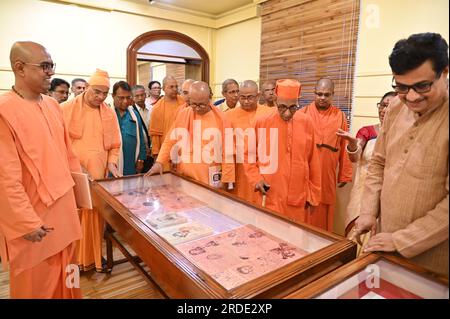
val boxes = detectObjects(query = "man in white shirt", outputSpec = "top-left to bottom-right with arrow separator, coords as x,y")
132,85 -> 153,172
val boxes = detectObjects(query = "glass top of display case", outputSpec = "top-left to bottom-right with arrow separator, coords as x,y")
287,253 -> 448,299
316,259 -> 448,299
96,174 -> 342,292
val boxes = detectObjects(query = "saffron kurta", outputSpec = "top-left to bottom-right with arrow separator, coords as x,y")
61,93 -> 121,272
0,92 -> 82,298
360,96 -> 449,276
224,104 -> 274,204
149,96 -> 185,171
156,105 -> 235,186
300,103 -> 353,231
244,111 -> 322,225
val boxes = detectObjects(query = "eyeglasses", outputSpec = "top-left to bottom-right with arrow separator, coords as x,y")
315,92 -> 333,98
23,62 -> 56,73
92,89 -> 109,97
190,102 -> 208,108
225,89 -> 239,95
377,102 -> 389,110
239,94 -> 257,101
277,104 -> 300,113
391,73 -> 441,94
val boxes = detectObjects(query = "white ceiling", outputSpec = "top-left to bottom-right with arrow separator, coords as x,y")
127,0 -> 254,16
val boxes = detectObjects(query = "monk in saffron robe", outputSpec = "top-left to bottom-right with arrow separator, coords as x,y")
244,79 -> 322,225
300,78 -> 352,232
146,81 -> 235,188
0,41 -> 82,298
149,76 -> 185,172
61,69 -> 121,272
224,80 -> 273,204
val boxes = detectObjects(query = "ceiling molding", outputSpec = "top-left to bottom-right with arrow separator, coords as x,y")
42,0 -> 260,28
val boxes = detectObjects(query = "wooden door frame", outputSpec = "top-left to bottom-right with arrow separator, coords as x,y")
127,30 -> 210,86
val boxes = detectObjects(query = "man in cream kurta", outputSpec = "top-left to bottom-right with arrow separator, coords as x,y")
354,32 -> 449,276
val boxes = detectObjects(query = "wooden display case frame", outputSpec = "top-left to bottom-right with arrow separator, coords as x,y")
286,252 -> 448,299
91,172 -> 356,299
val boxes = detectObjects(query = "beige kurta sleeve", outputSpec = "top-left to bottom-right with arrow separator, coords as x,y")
392,172 -> 449,258
359,127 -> 386,218
0,116 -> 43,240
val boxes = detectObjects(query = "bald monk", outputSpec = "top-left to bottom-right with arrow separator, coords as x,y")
244,79 -> 321,225
300,78 -> 352,232
259,80 -> 277,108
61,69 -> 121,272
180,78 -> 195,105
0,41 -> 82,298
224,80 -> 273,203
146,81 -> 235,188
149,76 -> 185,171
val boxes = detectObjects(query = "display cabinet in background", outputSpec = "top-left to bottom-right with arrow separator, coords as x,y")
91,173 -> 356,298
286,252 -> 448,299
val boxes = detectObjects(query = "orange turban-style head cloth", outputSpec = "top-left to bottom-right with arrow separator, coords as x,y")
275,79 -> 301,99
88,68 -> 110,88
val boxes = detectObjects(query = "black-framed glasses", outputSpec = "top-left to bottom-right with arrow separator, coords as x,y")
391,73 -> 441,94
377,102 -> 389,109
238,94 -> 257,101
23,62 -> 56,73
277,104 -> 300,113
190,102 -> 208,108
315,92 -> 333,98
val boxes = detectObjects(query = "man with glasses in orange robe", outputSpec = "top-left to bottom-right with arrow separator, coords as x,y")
146,81 -> 235,188
244,79 -> 321,225
224,80 -> 272,204
0,41 -> 82,298
300,78 -> 353,232
61,69 -> 121,273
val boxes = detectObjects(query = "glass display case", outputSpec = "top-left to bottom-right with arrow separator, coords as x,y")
286,253 -> 449,299
91,173 -> 356,298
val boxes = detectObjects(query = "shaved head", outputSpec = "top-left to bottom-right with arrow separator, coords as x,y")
315,77 -> 334,92
189,81 -> 211,115
240,80 -> 259,92
162,75 -> 178,100
181,78 -> 195,104
10,41 -> 48,70
314,77 -> 335,110
10,41 -> 54,98
239,80 -> 259,111
190,81 -> 210,97
162,75 -> 177,87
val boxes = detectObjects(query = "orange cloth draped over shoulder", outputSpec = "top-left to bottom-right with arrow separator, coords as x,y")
0,92 -> 82,298
156,104 -> 235,186
61,91 -> 121,272
224,104 -> 275,204
149,95 -> 185,172
300,102 -> 353,231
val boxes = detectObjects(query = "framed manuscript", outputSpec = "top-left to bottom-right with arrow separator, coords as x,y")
286,253 -> 449,299
91,173 -> 356,298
